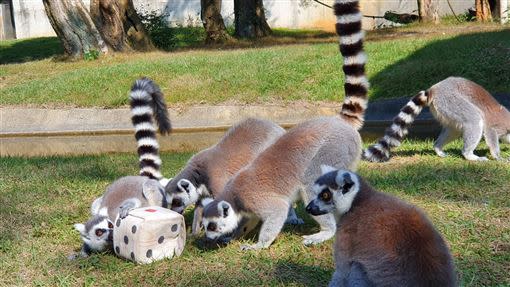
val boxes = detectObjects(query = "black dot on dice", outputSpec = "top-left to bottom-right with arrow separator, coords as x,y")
115,246 -> 120,254
158,236 -> 164,244
116,218 -> 121,227
171,224 -> 178,232
146,249 -> 152,258
124,235 -> 129,244
131,225 -> 137,234
130,252 -> 135,260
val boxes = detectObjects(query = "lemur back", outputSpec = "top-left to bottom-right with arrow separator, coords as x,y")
72,78 -> 171,258
364,77 -> 510,162
166,118 -> 287,234
306,169 -> 457,286
202,0 -> 369,250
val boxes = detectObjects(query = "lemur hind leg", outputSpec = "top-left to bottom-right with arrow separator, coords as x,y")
433,127 -> 460,157
461,120 -> 488,161
300,187 -> 335,245
484,127 -> 504,161
241,200 -> 289,250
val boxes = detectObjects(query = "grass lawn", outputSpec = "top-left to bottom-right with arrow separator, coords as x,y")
1,140 -> 509,286
1,23 -> 509,108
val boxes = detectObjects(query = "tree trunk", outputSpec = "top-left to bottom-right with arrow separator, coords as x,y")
417,0 -> 439,23
201,0 -> 231,44
90,0 -> 154,51
43,0 -> 108,58
234,0 -> 271,38
475,0 -> 493,21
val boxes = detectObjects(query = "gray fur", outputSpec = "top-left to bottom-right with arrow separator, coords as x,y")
308,170 -> 457,287
166,118 -> 300,235
203,116 -> 362,249
365,77 -> 510,162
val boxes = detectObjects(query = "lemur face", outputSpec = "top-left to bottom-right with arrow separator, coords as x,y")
74,216 -> 113,255
168,179 -> 199,214
306,167 -> 359,217
202,200 -> 238,242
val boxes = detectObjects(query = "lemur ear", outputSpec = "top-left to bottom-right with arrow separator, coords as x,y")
320,165 -> 337,175
219,201 -> 230,218
74,223 -> 86,235
178,179 -> 192,193
340,172 -> 355,194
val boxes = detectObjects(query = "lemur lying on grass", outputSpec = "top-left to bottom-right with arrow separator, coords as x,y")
72,78 -> 171,258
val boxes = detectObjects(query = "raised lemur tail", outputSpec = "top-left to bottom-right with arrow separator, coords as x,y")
363,91 -> 429,162
335,0 -> 370,130
129,77 -> 172,180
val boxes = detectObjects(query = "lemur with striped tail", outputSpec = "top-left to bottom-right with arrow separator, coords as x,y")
364,77 -> 510,162
165,118 -> 302,236
202,0 -> 370,250
72,78 -> 172,258
306,168 -> 457,287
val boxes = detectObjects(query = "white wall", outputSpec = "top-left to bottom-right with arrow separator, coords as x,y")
9,0 -> 480,40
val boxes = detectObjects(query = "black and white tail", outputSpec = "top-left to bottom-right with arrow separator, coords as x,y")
129,78 -> 172,180
335,0 -> 370,130
363,91 -> 429,162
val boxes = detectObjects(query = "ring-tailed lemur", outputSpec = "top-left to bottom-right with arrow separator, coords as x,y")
72,78 -> 172,258
202,0 -> 369,250
364,77 -> 510,162
165,118 -> 302,236
306,167 -> 457,286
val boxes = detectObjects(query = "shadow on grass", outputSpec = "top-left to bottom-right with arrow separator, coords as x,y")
273,261 -> 331,286
0,37 -> 64,64
370,30 -> 510,100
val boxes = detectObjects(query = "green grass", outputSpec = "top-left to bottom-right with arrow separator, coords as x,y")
1,140 -> 509,286
1,24 -> 508,108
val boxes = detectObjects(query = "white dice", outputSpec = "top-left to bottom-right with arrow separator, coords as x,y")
113,206 -> 186,264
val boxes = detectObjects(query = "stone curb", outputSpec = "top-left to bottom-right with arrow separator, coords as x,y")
0,103 -> 440,157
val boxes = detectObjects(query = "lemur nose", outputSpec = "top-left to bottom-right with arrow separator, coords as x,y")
207,222 -> 217,232
172,198 -> 183,207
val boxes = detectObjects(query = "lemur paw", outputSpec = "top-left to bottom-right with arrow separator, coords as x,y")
477,157 -> 489,161
302,231 -> 335,246
240,243 -> 264,251
435,150 -> 447,158
119,205 -> 133,219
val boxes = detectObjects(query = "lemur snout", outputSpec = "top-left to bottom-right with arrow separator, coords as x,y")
306,201 -> 326,216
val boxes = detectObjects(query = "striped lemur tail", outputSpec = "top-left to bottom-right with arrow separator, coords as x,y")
363,91 -> 429,162
129,78 -> 172,180
335,0 -> 370,130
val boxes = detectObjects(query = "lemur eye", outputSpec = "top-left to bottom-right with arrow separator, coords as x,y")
320,189 -> 332,201
95,229 -> 105,237
108,222 -> 114,229
207,222 -> 217,232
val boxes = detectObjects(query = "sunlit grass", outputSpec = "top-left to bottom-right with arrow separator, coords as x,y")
1,140 -> 508,286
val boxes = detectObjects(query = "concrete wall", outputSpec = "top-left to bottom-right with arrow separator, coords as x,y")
7,0 -> 480,40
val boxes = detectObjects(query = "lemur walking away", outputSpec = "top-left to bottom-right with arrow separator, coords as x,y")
201,0 -> 370,250
364,77 -> 510,162
71,78 -> 171,258
306,167 -> 457,287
